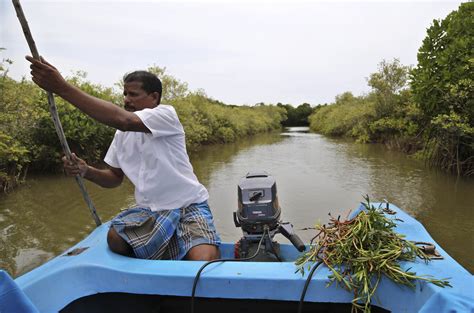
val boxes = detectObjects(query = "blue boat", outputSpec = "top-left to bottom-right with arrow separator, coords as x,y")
1,202 -> 473,313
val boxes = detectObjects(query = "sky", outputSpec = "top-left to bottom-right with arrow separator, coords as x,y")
1,0 -> 464,106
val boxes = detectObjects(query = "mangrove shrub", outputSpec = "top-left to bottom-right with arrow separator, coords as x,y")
411,2 -> 473,175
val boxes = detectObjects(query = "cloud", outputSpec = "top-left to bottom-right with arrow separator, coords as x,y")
2,0 -> 462,105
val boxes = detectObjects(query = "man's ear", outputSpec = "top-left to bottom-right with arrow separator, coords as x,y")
152,91 -> 160,104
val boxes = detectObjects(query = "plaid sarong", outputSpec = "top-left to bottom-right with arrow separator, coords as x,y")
110,201 -> 221,260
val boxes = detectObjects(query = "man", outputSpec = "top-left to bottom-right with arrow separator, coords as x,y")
26,56 -> 221,261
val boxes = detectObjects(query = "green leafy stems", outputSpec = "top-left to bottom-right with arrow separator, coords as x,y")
294,195 -> 451,313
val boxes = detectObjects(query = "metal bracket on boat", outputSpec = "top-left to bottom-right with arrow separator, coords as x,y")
63,247 -> 89,256
382,200 -> 396,215
413,242 -> 444,260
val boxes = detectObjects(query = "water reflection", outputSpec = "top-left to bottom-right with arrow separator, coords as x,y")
281,126 -> 310,135
1,127 -> 472,277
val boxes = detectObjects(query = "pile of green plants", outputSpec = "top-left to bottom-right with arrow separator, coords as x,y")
295,196 -> 451,312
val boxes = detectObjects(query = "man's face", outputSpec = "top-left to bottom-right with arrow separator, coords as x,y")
123,81 -> 159,112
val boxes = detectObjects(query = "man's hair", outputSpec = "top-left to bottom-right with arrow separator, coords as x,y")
123,71 -> 162,104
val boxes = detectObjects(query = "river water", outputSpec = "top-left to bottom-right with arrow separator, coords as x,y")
1,127 -> 473,277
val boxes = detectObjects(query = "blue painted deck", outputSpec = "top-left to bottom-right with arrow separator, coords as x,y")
3,203 -> 474,312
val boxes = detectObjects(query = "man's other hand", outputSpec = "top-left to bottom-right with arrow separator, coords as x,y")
62,153 -> 88,177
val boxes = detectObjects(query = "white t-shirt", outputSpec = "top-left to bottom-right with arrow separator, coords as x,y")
104,104 -> 209,211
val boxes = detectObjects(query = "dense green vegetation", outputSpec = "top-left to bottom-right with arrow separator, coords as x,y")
309,2 -> 473,176
277,103 -> 313,126
0,59 -> 285,191
309,60 -> 419,148
411,2 -> 473,176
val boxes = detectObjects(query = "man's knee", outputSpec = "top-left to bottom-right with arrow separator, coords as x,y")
107,227 -> 134,257
186,244 -> 220,261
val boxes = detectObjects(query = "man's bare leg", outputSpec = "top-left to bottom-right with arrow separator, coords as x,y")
185,244 -> 220,261
107,227 -> 134,257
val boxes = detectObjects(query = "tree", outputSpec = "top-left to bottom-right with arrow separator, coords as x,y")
368,59 -> 411,118
411,2 -> 474,176
277,103 -> 313,126
411,2 -> 473,122
294,103 -> 313,125
147,65 -> 189,102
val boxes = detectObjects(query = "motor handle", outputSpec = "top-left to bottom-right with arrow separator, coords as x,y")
278,223 -> 306,252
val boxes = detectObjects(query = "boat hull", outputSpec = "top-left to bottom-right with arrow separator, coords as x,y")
3,203 -> 473,312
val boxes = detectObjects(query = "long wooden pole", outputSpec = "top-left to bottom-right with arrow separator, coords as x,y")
12,0 -> 102,226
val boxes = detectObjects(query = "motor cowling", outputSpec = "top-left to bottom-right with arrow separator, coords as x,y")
234,171 -> 281,234
234,171 -> 306,261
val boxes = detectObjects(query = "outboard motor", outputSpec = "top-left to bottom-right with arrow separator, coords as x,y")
234,171 -> 306,261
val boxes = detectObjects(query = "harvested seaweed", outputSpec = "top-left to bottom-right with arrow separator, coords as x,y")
295,196 -> 451,313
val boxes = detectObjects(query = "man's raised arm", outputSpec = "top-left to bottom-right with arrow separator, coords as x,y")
26,56 -> 148,132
